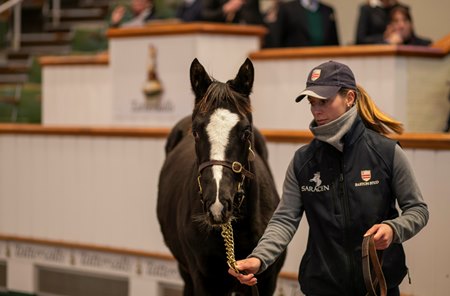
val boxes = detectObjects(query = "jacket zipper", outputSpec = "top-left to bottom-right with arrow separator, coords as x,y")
339,160 -> 357,294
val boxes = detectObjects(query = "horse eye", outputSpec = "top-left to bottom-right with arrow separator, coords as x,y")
192,130 -> 199,140
242,129 -> 252,141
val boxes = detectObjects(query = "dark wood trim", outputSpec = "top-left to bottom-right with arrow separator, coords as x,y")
38,37 -> 448,67
1,124 -> 450,150
432,33 -> 450,53
249,44 -> 446,60
0,124 -> 170,138
39,52 -> 109,66
107,22 -> 267,38
262,129 -> 450,150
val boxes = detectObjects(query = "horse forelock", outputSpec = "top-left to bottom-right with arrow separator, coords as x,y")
193,81 -> 252,121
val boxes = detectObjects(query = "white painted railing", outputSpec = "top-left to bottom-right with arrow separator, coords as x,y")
0,127 -> 449,295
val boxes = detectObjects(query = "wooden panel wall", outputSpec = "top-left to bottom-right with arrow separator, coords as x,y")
0,128 -> 449,295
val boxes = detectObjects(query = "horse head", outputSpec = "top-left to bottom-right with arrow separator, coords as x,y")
190,58 -> 255,226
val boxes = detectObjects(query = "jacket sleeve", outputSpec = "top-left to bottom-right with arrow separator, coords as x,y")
327,6 -> 339,45
249,158 -> 304,273
383,145 -> 429,243
355,5 -> 385,44
202,0 -> 226,22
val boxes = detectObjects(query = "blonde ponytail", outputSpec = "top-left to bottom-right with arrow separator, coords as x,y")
354,85 -> 404,135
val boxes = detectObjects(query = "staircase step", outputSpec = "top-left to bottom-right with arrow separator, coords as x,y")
0,96 -> 20,105
22,0 -> 46,9
44,8 -> 107,21
16,44 -> 72,55
20,32 -> 73,42
0,64 -> 30,74
16,32 -> 73,48
7,52 -> 32,61
79,0 -> 111,9
0,74 -> 28,84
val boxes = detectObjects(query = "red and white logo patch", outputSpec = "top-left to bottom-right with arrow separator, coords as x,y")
311,69 -> 321,81
361,170 -> 371,182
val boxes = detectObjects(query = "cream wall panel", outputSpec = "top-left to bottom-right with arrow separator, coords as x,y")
109,33 -> 260,127
0,135 -> 18,234
1,134 -> 449,294
7,260 -> 34,293
42,66 -> 112,125
252,57 -> 408,130
196,34 -> 261,82
0,135 -> 170,254
407,56 -> 450,132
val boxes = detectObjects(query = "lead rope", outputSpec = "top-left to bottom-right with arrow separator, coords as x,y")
221,221 -> 259,296
221,222 -> 239,273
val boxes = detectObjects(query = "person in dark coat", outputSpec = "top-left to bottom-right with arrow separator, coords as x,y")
267,0 -> 339,48
176,0 -> 203,22
201,0 -> 264,25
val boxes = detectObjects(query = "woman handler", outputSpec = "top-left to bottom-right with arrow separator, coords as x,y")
229,60 -> 429,296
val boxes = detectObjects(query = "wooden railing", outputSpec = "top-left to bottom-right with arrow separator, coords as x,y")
106,22 -> 268,39
1,124 -> 450,150
249,44 -> 447,60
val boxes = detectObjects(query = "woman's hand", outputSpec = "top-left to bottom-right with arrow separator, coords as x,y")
228,257 -> 261,286
111,5 -> 126,25
223,0 -> 245,15
223,0 -> 245,22
364,223 -> 394,250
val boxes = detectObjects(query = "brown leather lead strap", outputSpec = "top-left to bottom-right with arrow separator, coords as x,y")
362,234 -> 387,296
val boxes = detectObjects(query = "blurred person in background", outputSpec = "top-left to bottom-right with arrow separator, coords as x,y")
384,6 -> 431,46
267,0 -> 339,48
109,0 -> 157,27
355,0 -> 407,44
176,0 -> 203,22
202,0 -> 264,25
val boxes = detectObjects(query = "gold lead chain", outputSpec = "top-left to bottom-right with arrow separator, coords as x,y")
221,221 -> 239,274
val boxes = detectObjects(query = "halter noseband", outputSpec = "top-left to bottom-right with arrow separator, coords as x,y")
196,143 -> 256,210
198,160 -> 255,179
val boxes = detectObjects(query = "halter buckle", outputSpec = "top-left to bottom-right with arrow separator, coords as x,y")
231,161 -> 243,173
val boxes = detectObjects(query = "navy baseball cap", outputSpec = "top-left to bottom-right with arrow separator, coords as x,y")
295,61 -> 357,102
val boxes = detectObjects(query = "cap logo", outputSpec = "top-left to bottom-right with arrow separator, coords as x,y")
311,69 -> 321,81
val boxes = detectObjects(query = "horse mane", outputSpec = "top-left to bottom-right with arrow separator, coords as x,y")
193,81 -> 252,120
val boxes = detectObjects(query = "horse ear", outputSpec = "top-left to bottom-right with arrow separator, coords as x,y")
190,58 -> 212,103
228,58 -> 254,96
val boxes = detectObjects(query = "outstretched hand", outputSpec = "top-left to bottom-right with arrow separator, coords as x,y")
364,223 -> 394,250
228,257 -> 261,286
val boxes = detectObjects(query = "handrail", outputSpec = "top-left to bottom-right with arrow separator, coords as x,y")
432,33 -> 450,53
0,0 -> 23,52
51,0 -> 61,27
250,44 -> 446,61
1,124 -> 450,150
107,22 -> 268,38
0,0 -> 22,13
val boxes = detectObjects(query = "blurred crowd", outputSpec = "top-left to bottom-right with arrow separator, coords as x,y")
108,0 -> 432,48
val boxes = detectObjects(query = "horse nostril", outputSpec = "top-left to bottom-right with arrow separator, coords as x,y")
226,199 -> 232,212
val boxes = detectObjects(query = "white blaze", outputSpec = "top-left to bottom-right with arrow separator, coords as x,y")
206,108 -> 239,221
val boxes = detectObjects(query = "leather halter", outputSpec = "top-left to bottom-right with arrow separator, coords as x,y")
362,234 -> 387,296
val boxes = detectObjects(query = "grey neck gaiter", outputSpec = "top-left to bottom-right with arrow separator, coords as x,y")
309,106 -> 358,152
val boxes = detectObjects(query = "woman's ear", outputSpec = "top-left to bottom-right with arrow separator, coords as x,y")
346,90 -> 356,107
